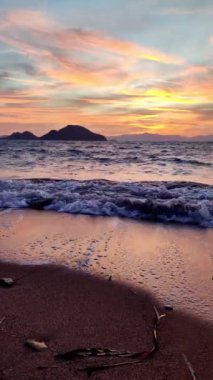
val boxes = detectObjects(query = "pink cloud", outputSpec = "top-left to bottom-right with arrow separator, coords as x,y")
0,9 -> 185,72
1,9 -> 212,137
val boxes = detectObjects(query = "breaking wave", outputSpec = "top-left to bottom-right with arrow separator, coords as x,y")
0,179 -> 212,227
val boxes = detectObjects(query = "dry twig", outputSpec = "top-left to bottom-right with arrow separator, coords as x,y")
79,359 -> 142,377
182,353 -> 197,380
55,305 -> 166,377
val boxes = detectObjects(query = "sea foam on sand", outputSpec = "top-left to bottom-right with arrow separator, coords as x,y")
0,179 -> 213,227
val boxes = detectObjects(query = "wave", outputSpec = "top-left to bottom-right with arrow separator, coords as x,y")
169,157 -> 212,167
147,155 -> 212,167
0,179 -> 212,227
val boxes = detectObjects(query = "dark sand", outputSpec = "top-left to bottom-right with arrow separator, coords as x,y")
0,261 -> 212,380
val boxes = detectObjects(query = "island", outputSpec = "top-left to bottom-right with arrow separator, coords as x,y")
41,125 -> 106,141
6,131 -> 38,140
2,125 -> 107,141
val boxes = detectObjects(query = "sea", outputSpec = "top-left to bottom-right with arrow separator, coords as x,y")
0,140 -> 213,227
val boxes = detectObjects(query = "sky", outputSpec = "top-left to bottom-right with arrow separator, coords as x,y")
0,0 -> 212,137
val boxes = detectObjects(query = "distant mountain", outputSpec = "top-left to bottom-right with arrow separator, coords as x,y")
41,125 -> 106,141
6,131 -> 38,140
111,133 -> 213,142
189,135 -> 213,142
2,128 -> 212,142
1,125 -> 107,141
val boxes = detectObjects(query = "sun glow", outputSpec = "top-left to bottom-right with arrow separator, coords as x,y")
0,5 -> 212,137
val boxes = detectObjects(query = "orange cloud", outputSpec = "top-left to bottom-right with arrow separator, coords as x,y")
0,9 -> 212,137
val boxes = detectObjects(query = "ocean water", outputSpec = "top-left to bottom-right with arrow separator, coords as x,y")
0,140 -> 213,227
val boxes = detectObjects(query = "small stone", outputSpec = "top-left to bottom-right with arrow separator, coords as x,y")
28,198 -> 52,210
25,339 -> 48,351
164,304 -> 173,311
0,278 -> 15,288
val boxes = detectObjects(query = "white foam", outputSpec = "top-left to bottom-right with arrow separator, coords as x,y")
0,179 -> 212,227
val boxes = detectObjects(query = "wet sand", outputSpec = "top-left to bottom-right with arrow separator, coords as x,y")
0,210 -> 212,320
0,261 -> 212,380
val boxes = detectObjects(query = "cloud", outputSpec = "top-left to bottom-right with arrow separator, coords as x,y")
0,9 -> 185,75
48,28 -> 185,65
1,9 -> 54,30
0,8 -> 212,137
0,71 -> 10,80
161,5 -> 213,16
0,7 -> 185,120
14,63 -> 40,76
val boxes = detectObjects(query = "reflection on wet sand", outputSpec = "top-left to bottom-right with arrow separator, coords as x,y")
1,210 -> 212,320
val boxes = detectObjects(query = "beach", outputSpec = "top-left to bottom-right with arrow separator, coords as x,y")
0,210 -> 213,379
0,260 -> 212,380
1,210 -> 212,320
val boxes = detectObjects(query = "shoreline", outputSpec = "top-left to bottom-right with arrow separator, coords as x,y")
0,210 -> 212,320
0,260 -> 213,380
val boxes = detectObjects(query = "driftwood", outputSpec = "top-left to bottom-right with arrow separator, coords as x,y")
55,306 -> 166,376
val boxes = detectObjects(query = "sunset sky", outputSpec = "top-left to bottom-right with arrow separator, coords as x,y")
0,0 -> 212,137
